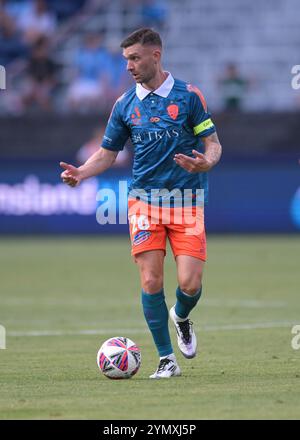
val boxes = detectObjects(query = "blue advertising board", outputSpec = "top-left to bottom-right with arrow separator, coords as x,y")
0,160 -> 299,234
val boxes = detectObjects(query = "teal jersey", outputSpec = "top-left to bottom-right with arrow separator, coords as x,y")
102,74 -> 216,204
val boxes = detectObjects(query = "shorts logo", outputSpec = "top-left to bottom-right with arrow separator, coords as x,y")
167,104 -> 179,120
133,231 -> 151,246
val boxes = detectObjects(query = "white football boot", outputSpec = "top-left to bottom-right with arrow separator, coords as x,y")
149,354 -> 181,379
169,306 -> 197,359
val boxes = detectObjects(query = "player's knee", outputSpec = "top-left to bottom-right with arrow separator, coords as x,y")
179,276 -> 202,295
179,285 -> 201,295
142,273 -> 163,294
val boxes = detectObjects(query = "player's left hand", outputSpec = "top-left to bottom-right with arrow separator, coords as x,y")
174,150 -> 213,173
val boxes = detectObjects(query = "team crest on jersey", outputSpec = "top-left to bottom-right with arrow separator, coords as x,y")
167,104 -> 179,120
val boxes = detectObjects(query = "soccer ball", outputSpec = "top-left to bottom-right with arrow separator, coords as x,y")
97,336 -> 141,379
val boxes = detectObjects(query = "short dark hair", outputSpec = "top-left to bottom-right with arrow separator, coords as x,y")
120,28 -> 162,49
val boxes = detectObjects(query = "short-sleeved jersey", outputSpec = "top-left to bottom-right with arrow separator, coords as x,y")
101,74 -> 216,204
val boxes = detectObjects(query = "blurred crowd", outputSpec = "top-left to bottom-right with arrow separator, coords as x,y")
0,0 -> 168,114
0,0 -> 86,61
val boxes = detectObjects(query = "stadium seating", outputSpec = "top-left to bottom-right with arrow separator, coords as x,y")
163,0 -> 300,110
1,0 -> 300,112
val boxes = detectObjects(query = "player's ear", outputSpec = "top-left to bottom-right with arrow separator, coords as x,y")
152,48 -> 161,63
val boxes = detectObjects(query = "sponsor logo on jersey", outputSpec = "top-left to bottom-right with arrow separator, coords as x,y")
131,128 -> 181,144
150,116 -> 160,123
167,104 -> 179,120
133,230 -> 151,246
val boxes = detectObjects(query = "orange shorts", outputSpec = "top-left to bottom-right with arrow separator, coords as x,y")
128,199 -> 206,261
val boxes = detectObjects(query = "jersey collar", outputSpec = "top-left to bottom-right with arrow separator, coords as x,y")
136,72 -> 174,100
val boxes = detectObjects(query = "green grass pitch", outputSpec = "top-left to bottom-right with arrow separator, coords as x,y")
0,235 -> 300,420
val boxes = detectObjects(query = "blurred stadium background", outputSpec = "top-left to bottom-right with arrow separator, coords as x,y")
1,0 -> 300,420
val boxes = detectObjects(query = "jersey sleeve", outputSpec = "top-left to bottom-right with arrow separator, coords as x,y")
101,99 -> 130,151
187,85 -> 216,138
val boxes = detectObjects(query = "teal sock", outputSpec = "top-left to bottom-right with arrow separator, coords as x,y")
175,286 -> 202,319
142,289 -> 173,357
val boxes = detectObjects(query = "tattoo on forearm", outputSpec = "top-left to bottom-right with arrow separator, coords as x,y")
202,133 -> 222,165
206,143 -> 222,164
206,132 -> 220,144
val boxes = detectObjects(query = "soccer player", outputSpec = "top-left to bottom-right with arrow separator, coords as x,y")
60,28 -> 222,379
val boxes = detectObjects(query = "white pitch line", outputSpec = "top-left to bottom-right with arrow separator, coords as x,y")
202,299 -> 287,309
2,298 -> 289,309
202,321 -> 297,331
7,329 -> 146,337
7,321 -> 298,337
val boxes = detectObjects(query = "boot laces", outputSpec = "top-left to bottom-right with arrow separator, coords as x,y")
178,319 -> 193,343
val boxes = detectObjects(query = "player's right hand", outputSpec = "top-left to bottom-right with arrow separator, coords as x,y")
60,162 -> 82,187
